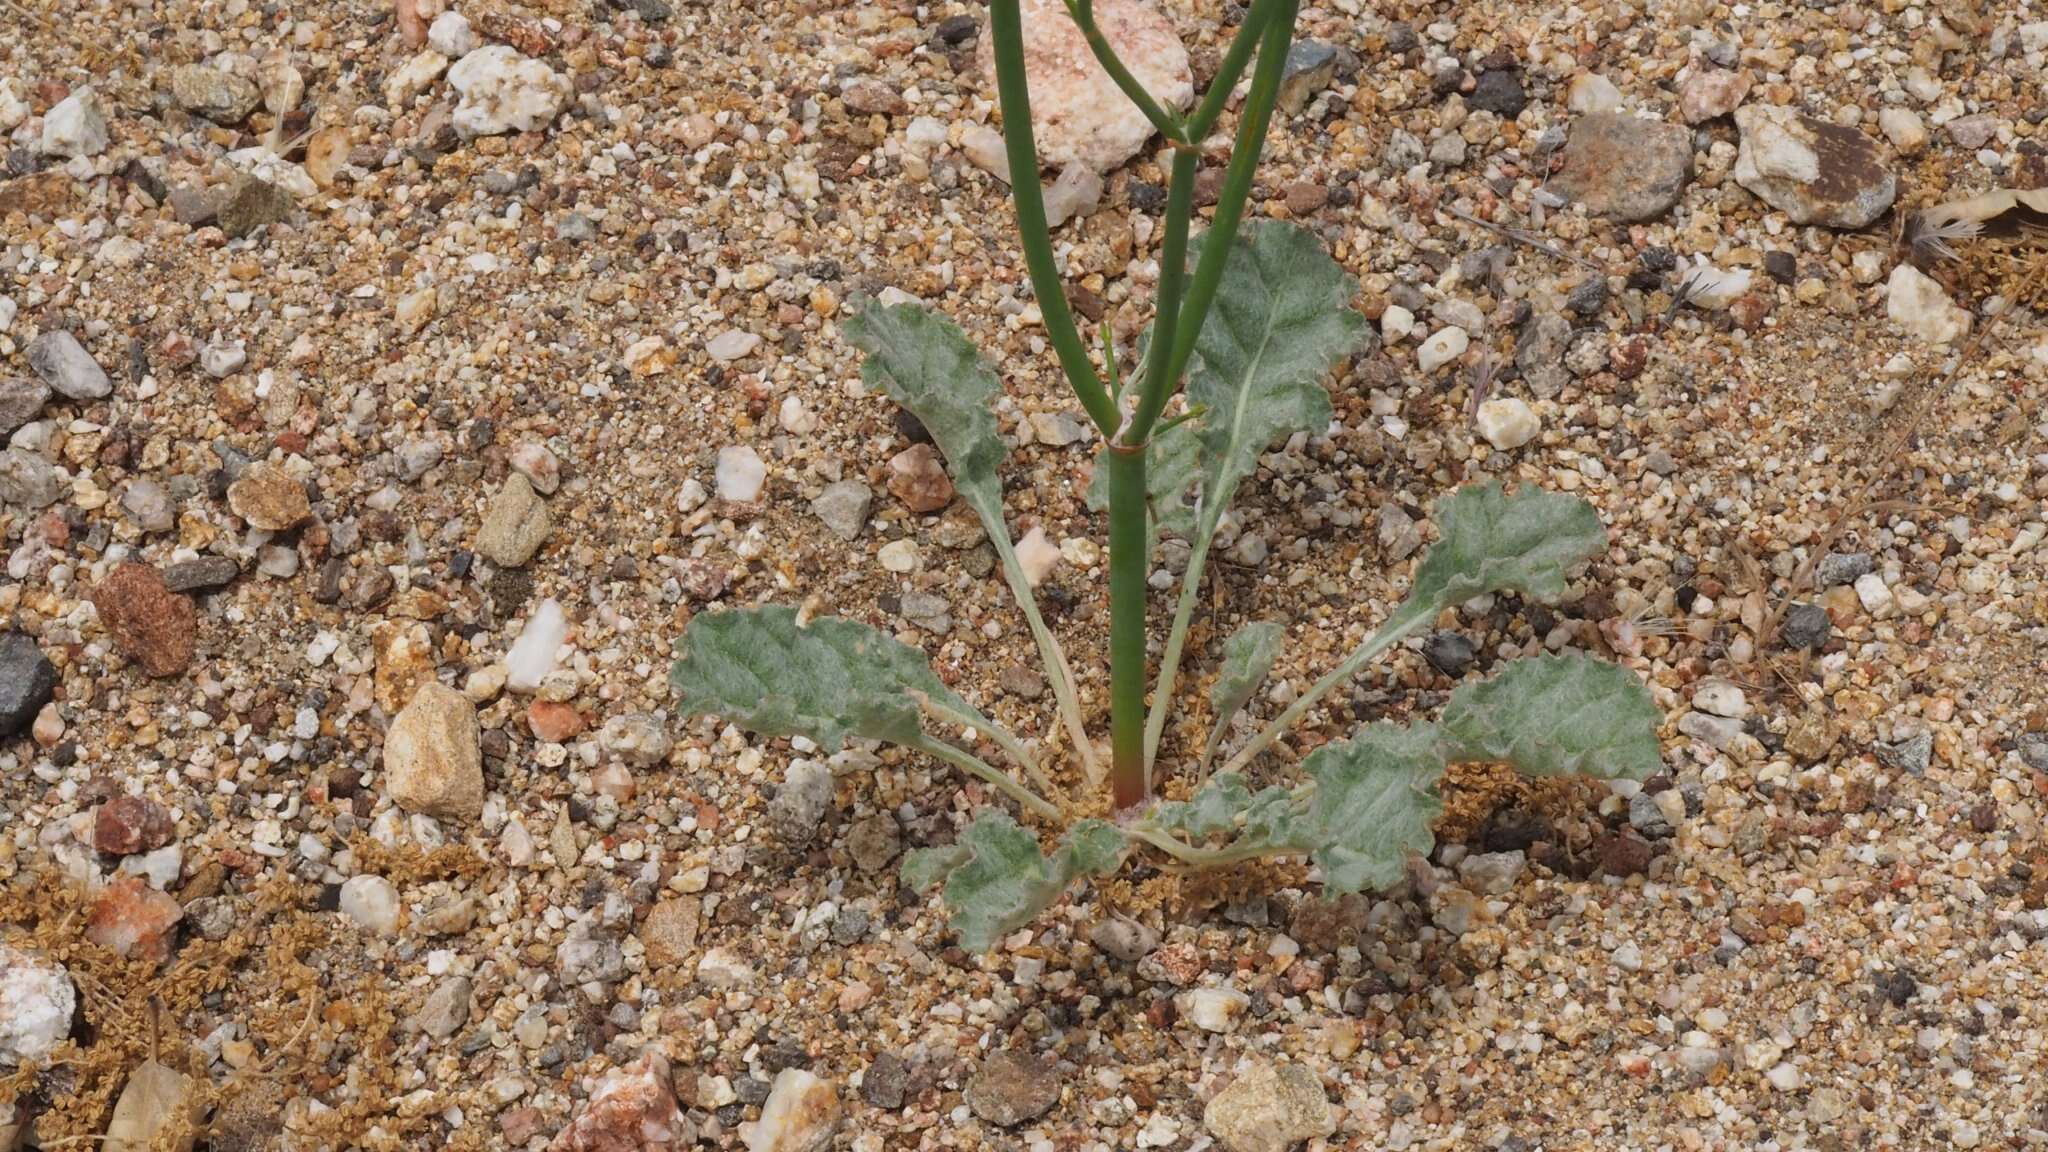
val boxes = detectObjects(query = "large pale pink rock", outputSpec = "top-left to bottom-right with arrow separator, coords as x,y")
978,0 -> 1192,174
85,875 -> 184,964
551,1052 -> 689,1152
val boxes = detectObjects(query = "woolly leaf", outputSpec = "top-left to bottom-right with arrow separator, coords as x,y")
670,604 -> 992,752
1300,722 -> 1446,896
1440,651 -> 1663,780
1152,773 -> 1261,840
1406,483 -> 1606,613
1184,220 -> 1364,515
844,299 -> 1009,531
907,811 -> 1128,952
1208,621 -> 1284,744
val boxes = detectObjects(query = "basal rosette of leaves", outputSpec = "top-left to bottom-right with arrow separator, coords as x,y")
668,0 -> 1665,952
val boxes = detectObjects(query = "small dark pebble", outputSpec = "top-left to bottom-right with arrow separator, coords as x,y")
1778,601 -> 1831,650
1422,632 -> 1476,677
1566,277 -> 1609,316
1763,250 -> 1798,284
1597,830 -> 1652,876
161,555 -> 241,593
1467,69 -> 1528,117
933,13 -> 978,45
862,1052 -> 909,1110
0,632 -> 58,740
1877,969 -> 1916,1007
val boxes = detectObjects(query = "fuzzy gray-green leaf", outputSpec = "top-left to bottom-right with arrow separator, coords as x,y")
1439,651 -> 1663,780
844,299 -> 1007,527
901,843 -> 969,893
1184,220 -> 1364,515
1301,722 -> 1446,896
919,811 -> 1128,952
1406,483 -> 1606,613
1152,773 -> 1260,840
670,604 -> 989,752
1210,621 -> 1284,736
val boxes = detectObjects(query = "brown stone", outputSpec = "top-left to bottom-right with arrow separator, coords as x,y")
1547,112 -> 1694,222
372,620 -> 436,713
95,795 -> 175,855
383,683 -> 485,821
226,461 -> 311,530
92,562 -> 197,678
965,1051 -> 1062,1127
639,896 -> 701,967
1598,830 -> 1653,876
887,444 -> 955,513
1733,105 -> 1896,229
85,874 -> 184,963
0,171 -> 77,217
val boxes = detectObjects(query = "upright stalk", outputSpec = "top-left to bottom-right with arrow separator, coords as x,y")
989,0 -> 1122,440
1105,444 -> 1150,808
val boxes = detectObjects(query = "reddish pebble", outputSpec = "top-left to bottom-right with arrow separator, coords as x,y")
887,444 -> 955,513
527,700 -> 585,743
95,795 -> 175,855
85,874 -> 184,963
1609,338 -> 1648,380
501,1107 -> 544,1145
91,562 -> 197,678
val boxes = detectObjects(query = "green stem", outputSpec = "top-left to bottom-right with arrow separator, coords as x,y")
1141,497 -> 1223,770
1126,824 -> 1283,867
1127,146 -> 1200,444
1218,599 -> 1434,777
990,0 -> 1122,439
1185,0 -> 1285,140
1106,444 -> 1150,808
1161,0 -> 1298,394
1063,0 -> 1186,142
913,737 -> 1063,823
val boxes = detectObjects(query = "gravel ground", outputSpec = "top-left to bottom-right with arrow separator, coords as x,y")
2,0 -> 2047,1148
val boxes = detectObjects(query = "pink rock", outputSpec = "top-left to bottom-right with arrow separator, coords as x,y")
550,1052 -> 689,1152
886,444 -> 955,513
503,1107 -> 545,1144
1679,68 -> 1751,124
977,0 -> 1193,174
94,795 -> 175,856
85,875 -> 184,964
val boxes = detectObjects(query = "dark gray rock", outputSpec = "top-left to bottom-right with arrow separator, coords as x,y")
0,632 -> 57,739
162,555 -> 242,593
1468,69 -> 1527,117
1422,632 -> 1476,678
1779,602 -> 1831,650
1876,732 -> 1932,776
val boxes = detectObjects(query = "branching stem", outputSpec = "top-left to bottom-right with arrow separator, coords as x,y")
989,0 -> 1121,439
